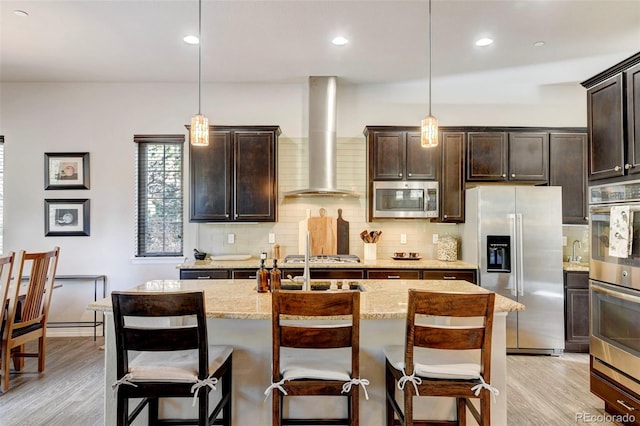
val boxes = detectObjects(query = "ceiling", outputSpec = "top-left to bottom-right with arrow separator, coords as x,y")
1,0 -> 639,88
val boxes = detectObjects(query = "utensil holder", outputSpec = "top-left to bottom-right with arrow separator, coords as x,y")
364,243 -> 377,260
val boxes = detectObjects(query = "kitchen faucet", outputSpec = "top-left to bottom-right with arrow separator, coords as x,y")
287,231 -> 311,290
570,240 -> 582,263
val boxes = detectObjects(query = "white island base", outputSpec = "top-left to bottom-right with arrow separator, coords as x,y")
101,312 -> 508,425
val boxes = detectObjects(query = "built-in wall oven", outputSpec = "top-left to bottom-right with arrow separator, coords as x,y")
589,180 -> 640,420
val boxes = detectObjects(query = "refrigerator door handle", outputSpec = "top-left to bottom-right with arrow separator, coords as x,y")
509,213 -> 517,297
516,213 -> 525,296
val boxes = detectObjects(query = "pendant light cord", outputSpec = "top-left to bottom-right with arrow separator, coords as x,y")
428,0 -> 432,116
198,0 -> 202,115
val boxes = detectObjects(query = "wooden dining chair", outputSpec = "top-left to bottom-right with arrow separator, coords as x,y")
0,252 -> 16,393
111,290 -> 233,426
384,289 -> 496,426
267,289 -> 366,426
1,247 -> 59,393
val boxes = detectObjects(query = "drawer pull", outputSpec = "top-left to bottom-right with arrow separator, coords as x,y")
197,276 -> 211,279
443,275 -> 457,280
617,400 -> 636,411
248,275 -> 257,279
388,275 -> 401,279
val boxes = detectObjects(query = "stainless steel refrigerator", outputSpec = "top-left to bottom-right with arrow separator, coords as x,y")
461,185 -> 564,354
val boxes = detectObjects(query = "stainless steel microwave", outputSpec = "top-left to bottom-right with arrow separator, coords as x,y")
372,181 -> 438,219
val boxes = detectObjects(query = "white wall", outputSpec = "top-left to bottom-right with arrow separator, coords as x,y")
0,79 -> 587,333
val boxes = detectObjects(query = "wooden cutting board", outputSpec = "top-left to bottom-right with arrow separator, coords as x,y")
337,208 -> 349,255
307,208 -> 337,255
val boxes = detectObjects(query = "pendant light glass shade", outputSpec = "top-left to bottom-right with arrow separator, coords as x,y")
190,0 -> 209,146
421,0 -> 438,148
421,115 -> 438,147
190,114 -> 209,146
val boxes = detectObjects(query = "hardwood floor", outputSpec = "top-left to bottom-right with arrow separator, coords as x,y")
0,338 -> 617,425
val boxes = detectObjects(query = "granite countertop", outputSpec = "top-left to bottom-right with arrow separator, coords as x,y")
563,262 -> 589,272
88,278 -> 523,319
178,258 -> 478,270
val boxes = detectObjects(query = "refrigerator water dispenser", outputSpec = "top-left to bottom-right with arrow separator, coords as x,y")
487,235 -> 511,272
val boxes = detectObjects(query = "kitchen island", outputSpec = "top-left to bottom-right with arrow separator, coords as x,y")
89,279 -> 523,425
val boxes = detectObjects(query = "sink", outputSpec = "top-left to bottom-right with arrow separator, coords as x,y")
279,281 -> 365,292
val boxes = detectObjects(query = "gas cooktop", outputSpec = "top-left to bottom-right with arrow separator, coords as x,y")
283,254 -> 361,264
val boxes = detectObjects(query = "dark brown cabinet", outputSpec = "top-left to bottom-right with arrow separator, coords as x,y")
586,75 -> 627,180
366,270 -> 421,280
564,271 -> 589,353
422,269 -> 476,283
189,126 -> 280,222
440,131 -> 465,222
591,367 -> 640,424
582,52 -> 640,182
550,133 -> 588,224
365,127 -> 438,181
180,269 -> 230,279
466,132 -> 507,181
466,131 -> 548,182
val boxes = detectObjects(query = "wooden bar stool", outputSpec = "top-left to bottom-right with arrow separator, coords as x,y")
266,289 -> 367,426
111,291 -> 232,426
384,289 -> 497,426
1,247 -> 59,393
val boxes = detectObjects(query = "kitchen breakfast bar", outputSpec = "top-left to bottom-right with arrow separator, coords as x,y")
89,278 -> 523,425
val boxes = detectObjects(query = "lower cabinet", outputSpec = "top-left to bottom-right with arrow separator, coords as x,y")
591,367 -> 640,425
564,271 -> 590,352
367,270 -> 421,280
180,269 -> 230,279
422,269 -> 477,284
180,267 -> 477,283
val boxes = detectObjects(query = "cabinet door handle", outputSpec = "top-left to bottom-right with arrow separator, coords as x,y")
388,275 -> 401,279
398,173 -> 403,177
502,174 -> 507,178
408,173 -> 412,177
443,275 -> 457,280
625,163 -> 631,170
225,214 -> 230,218
615,165 -> 621,171
443,214 -> 448,219
511,173 -> 516,178
616,400 -> 635,411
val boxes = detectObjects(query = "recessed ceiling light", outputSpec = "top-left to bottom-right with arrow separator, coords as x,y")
475,38 -> 494,47
13,10 -> 29,17
183,35 -> 199,45
533,41 -> 545,47
332,36 -> 349,46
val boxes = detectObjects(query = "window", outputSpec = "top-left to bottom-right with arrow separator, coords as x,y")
135,135 -> 184,257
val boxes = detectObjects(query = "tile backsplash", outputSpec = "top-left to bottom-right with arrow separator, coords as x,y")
562,225 -> 590,262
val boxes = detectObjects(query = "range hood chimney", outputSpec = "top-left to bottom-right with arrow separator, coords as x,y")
284,76 -> 359,197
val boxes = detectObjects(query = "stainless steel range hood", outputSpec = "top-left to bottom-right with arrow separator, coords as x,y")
284,76 -> 359,197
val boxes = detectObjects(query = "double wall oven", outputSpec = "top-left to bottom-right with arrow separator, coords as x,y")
589,180 -> 640,421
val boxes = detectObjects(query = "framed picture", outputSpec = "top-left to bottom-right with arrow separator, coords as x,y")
44,152 -> 90,190
44,199 -> 90,236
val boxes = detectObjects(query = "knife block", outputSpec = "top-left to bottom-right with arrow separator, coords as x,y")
364,243 -> 377,260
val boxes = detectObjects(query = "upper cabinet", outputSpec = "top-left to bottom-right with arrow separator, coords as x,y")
440,131 -> 466,223
365,126 -> 438,181
466,131 -> 549,182
550,132 -> 588,224
189,126 -> 280,222
582,52 -> 640,182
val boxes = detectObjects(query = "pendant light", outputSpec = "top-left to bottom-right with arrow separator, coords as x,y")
421,0 -> 438,148
190,0 -> 209,146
